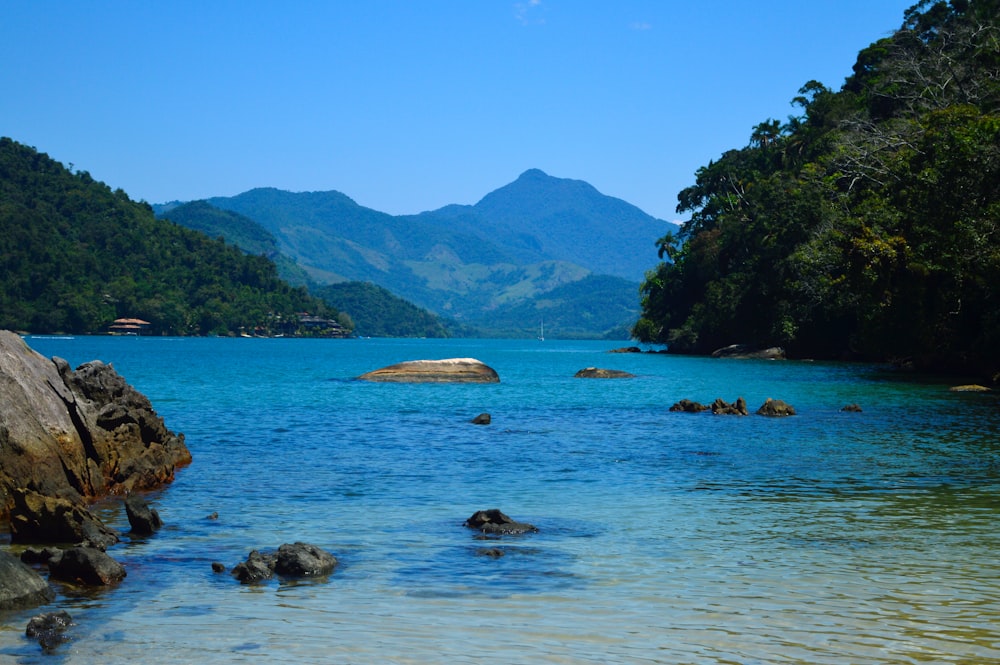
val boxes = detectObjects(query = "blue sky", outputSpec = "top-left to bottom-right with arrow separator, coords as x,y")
2,1 -> 914,222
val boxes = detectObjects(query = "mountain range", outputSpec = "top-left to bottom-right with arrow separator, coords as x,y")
156,169 -> 677,337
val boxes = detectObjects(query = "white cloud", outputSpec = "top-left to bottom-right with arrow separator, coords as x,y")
629,21 -> 652,31
514,0 -> 545,25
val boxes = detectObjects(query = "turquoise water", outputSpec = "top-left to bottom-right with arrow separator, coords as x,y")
2,336 -> 1000,663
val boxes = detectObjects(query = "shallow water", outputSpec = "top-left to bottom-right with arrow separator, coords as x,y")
2,336 -> 999,663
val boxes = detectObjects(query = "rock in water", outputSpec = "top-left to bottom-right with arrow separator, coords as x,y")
470,413 -> 492,425
48,546 -> 126,586
756,398 -> 797,417
0,330 -> 191,520
465,509 -> 538,535
124,495 -> 163,535
0,550 -> 54,610
357,358 -> 500,383
574,367 -> 635,379
274,542 -> 338,577
26,611 -> 73,652
9,489 -> 119,548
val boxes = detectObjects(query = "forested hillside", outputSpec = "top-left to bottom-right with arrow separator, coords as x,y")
635,0 -> 1000,376
312,281 -> 450,338
0,138 -> 340,336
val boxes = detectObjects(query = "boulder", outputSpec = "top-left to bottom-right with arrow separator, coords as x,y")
756,398 -> 796,417
232,550 -> 276,584
0,330 -> 191,520
25,610 -> 73,653
465,509 -> 538,535
470,413 -> 492,425
711,344 -> 786,360
48,546 -> 126,586
574,367 -> 635,379
274,542 -> 338,577
9,489 -> 119,548
0,550 -> 55,610
357,358 -> 500,383
669,399 -> 710,413
711,397 -> 749,416
124,495 -> 163,535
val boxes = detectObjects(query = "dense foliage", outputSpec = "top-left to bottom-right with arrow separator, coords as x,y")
0,138 -> 339,336
312,281 -> 450,338
635,0 -> 1000,375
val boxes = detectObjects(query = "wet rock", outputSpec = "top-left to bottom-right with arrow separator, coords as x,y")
48,546 -> 126,586
9,489 -> 119,548
232,550 -> 276,584
756,398 -> 796,417
711,397 -> 749,416
949,384 -> 991,392
0,550 -> 54,610
211,562 -> 226,573
574,367 -> 635,379
471,413 -> 492,425
357,358 -> 500,383
476,547 -> 505,558
608,346 -> 641,353
841,404 -> 863,412
274,542 -> 338,577
25,610 -> 73,653
465,509 -> 538,535
124,495 -> 163,535
207,511 -> 219,520
669,399 -> 710,413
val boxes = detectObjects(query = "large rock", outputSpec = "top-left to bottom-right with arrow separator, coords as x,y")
0,550 -> 54,610
574,367 -> 635,379
756,398 -> 796,417
124,495 -> 163,535
0,330 -> 191,520
357,358 -> 500,383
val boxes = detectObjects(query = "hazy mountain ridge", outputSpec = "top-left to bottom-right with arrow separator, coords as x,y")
157,170 -> 677,336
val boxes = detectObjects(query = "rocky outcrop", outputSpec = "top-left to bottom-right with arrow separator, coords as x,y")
358,358 -> 500,383
574,367 -> 635,379
0,330 -> 191,521
465,509 -> 538,535
0,550 -> 54,610
756,398 -> 796,417
9,489 -> 119,547
711,344 -> 786,360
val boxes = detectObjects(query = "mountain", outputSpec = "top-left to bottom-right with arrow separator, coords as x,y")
156,170 -> 675,337
0,137 -> 340,337
311,282 -> 451,338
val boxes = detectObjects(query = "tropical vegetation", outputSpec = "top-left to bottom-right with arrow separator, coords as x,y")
634,0 -> 1000,376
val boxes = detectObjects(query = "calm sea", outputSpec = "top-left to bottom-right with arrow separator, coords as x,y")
2,336 -> 1000,664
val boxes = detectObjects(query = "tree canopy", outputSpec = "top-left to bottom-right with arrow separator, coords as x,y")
0,138 -> 341,336
634,0 -> 1000,376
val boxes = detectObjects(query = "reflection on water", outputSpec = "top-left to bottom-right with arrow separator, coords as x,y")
1,337 -> 999,663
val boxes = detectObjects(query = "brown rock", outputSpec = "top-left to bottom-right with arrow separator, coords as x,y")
756,398 -> 796,417
669,399 -> 710,413
9,489 -> 119,547
711,397 -> 749,415
357,358 -> 500,383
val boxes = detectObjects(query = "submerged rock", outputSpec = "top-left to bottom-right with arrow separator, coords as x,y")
574,367 -> 635,379
232,543 -> 338,584
756,398 -> 796,417
841,404 -> 863,412
465,509 -> 538,535
358,358 -> 500,383
470,413 -> 492,425
0,550 -> 54,610
25,611 -> 74,653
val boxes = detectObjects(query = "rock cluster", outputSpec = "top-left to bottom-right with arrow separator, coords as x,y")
229,542 -> 338,584
669,397 -> 797,417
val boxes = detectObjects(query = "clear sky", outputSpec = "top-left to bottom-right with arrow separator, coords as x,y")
2,1 -> 915,222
